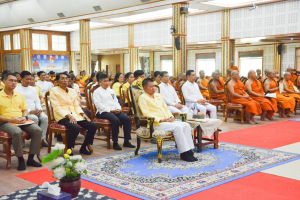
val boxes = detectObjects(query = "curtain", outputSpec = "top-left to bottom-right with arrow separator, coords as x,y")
4,54 -> 21,72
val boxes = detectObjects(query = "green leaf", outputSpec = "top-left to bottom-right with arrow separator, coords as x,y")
42,150 -> 63,164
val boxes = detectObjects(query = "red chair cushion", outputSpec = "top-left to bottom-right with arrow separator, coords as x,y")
227,103 -> 243,107
0,131 -> 29,138
139,116 -> 148,119
211,99 -> 224,103
50,123 -> 82,130
122,107 -> 130,111
93,118 -> 112,124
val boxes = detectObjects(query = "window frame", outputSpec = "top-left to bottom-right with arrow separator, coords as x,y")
51,35 -> 67,51
160,55 -> 173,76
32,33 -> 49,51
3,34 -> 11,51
238,50 -> 264,77
295,47 -> 300,71
195,52 -> 216,77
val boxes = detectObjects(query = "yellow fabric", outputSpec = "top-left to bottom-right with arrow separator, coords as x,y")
81,75 -> 89,82
49,86 -> 84,122
154,81 -> 160,86
112,82 -> 121,96
49,76 -> 55,81
0,81 -> 4,89
138,93 -> 173,127
132,77 -> 144,90
34,86 -> 42,97
122,82 -> 130,104
0,90 -> 27,119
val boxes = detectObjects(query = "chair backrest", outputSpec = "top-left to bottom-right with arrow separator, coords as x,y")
207,79 -> 213,99
242,77 -> 248,85
262,78 -> 268,93
223,78 -> 231,104
84,83 -> 93,110
45,91 -> 55,125
179,84 -> 185,105
119,83 -> 125,108
0,88 -> 2,91
88,84 -> 100,120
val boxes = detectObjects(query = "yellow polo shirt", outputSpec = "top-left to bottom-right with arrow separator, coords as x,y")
112,82 -> 122,96
81,75 -> 89,82
0,81 -> 5,89
0,90 -> 27,118
138,93 -> 172,127
50,76 -> 56,81
122,82 -> 130,104
154,81 -> 160,86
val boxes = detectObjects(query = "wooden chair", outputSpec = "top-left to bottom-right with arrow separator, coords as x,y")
119,84 -> 136,130
45,91 -> 92,153
84,83 -> 93,111
207,79 -> 225,117
224,78 -> 245,124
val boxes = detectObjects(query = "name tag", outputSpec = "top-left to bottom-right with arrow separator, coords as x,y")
111,93 -> 115,99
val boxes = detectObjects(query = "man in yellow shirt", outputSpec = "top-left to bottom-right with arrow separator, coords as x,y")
153,71 -> 161,86
80,70 -> 89,82
0,73 -> 42,171
49,73 -> 97,155
132,70 -> 145,89
49,71 -> 56,82
138,78 -> 197,162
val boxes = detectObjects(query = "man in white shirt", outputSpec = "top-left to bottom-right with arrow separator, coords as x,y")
35,71 -> 54,97
93,73 -> 135,151
182,70 -> 217,119
15,71 -> 49,147
159,71 -> 189,114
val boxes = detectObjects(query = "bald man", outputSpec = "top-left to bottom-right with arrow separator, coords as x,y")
287,67 -> 297,82
210,71 -> 226,102
197,70 -> 210,100
283,72 -> 300,105
245,70 -> 277,120
264,70 -> 295,117
229,61 -> 239,72
227,70 -> 262,124
256,69 -> 262,80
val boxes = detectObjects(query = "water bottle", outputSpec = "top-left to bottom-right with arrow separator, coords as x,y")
193,103 -> 198,115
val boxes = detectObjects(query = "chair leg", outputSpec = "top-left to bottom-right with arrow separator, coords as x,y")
214,129 -> 219,149
241,109 -> 245,124
5,140 -> 12,170
97,128 -> 101,136
47,131 -> 53,153
224,108 -> 229,122
104,126 -> 111,149
156,137 -> 163,163
135,138 -> 141,155
61,133 -> 68,153
222,105 -> 225,117
197,126 -> 202,153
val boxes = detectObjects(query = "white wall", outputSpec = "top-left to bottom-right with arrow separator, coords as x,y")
154,51 -> 172,71
281,43 -> 300,73
124,54 -> 129,73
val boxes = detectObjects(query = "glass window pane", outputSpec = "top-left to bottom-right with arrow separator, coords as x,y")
161,60 -> 173,76
52,35 -> 58,43
40,34 -> 48,43
32,34 -> 40,42
3,35 -> 11,50
58,35 -> 66,44
40,42 -> 48,50
239,57 -> 262,77
13,34 -> 20,50
52,43 -> 59,51
59,43 -> 66,51
197,59 -> 215,77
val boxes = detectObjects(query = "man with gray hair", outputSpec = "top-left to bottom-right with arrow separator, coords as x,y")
286,67 -> 297,82
210,70 -> 226,102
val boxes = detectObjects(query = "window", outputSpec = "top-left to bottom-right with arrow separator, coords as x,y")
161,55 -> 173,76
296,48 -> 300,71
196,53 -> 216,77
3,35 -> 11,50
52,35 -> 67,51
13,34 -> 20,50
32,33 -> 48,50
239,51 -> 263,77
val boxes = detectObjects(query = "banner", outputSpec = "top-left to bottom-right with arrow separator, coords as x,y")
32,54 -> 69,73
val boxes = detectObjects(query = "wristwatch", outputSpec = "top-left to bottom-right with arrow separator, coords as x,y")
24,116 -> 28,120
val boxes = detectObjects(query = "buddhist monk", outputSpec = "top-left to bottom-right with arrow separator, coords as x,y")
274,70 -> 280,81
264,70 -> 295,117
211,71 -> 226,102
256,69 -> 262,80
215,69 -> 225,85
229,61 -> 239,72
287,67 -> 297,83
227,70 -> 262,124
283,72 -> 300,104
245,70 -> 277,121
262,69 -> 269,83
197,70 -> 210,100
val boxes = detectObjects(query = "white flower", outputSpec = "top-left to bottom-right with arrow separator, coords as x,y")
70,155 -> 82,161
52,157 -> 65,167
74,162 -> 87,174
53,166 -> 66,179
51,143 -> 65,151
48,164 -> 55,171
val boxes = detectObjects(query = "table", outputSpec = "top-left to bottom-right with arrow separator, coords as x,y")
186,119 -> 222,153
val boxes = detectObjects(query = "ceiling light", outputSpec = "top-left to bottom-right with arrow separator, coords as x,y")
249,3 -> 258,11
57,13 -> 65,18
200,0 -> 277,8
104,8 -> 205,23
93,5 -> 102,12
28,18 -> 35,23
32,22 -> 113,32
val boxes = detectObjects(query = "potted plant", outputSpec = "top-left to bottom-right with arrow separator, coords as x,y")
42,143 -> 87,198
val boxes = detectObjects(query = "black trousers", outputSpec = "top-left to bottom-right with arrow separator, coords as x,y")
58,118 -> 97,148
96,112 -> 131,142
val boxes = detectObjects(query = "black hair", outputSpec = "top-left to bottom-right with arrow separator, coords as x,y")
125,72 -> 133,79
154,71 -> 161,78
20,71 -> 32,79
2,70 -> 11,76
37,71 -> 45,77
97,73 -> 108,82
134,70 -> 144,78
2,72 -> 16,81
69,71 -> 74,74
14,72 -> 20,75
113,73 -> 123,85
69,74 -> 75,80
88,72 -> 96,83
56,73 -> 69,81
49,71 -> 55,75
186,70 -> 194,76
160,71 -> 168,77
142,78 -> 154,88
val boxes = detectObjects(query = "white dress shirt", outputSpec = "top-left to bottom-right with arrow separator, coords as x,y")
35,80 -> 54,96
15,85 -> 42,112
72,83 -> 80,94
181,80 -> 204,103
93,86 -> 121,114
159,82 -> 181,106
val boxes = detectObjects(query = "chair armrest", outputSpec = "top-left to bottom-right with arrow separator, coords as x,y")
173,112 -> 187,122
135,116 -> 155,133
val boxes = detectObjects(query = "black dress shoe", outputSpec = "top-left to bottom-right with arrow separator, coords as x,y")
42,140 -> 48,147
180,152 -> 195,162
80,146 -> 92,155
56,134 -> 62,142
123,141 -> 136,148
218,129 -> 222,132
113,143 -> 122,150
188,151 -> 198,161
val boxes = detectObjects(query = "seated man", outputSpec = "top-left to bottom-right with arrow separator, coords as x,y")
229,61 -> 239,72
182,70 -> 217,119
35,71 -> 54,97
93,73 -> 135,150
256,69 -> 262,80
215,69 -> 225,85
0,73 -> 42,170
210,71 -> 226,102
153,71 -> 161,86
15,71 -> 49,147
286,67 -> 297,82
227,70 -> 262,124
245,70 -> 277,121
282,72 -> 300,105
197,70 -> 210,100
50,73 -> 97,155
159,71 -> 189,113
132,70 -> 145,89
264,70 -> 295,117
139,78 -> 197,162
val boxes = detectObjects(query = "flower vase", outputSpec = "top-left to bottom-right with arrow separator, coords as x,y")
59,176 -> 81,198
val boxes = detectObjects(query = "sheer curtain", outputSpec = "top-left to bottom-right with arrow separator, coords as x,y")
239,51 -> 263,77
4,54 -> 21,72
196,53 -> 216,77
161,55 -> 173,76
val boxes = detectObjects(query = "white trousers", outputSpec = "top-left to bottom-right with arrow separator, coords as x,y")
167,105 -> 190,114
28,113 -> 48,140
186,102 -> 217,119
154,121 -> 194,153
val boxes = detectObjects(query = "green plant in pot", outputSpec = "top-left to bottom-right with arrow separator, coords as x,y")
42,143 -> 87,198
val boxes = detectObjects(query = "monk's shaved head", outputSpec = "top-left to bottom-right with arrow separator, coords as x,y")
231,70 -> 238,76
267,70 -> 274,76
264,69 -> 269,76
212,71 -> 217,76
248,70 -> 256,78
199,70 -> 204,75
284,72 -> 291,77
287,67 -> 293,71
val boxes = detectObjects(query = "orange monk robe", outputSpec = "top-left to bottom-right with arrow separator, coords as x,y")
270,79 -> 295,114
200,78 -> 210,100
290,74 -> 297,83
168,80 -> 173,86
285,80 -> 300,104
250,80 -> 277,117
219,77 -> 225,85
77,80 -> 85,93
211,81 -> 226,102
230,66 -> 239,72
229,80 -> 262,115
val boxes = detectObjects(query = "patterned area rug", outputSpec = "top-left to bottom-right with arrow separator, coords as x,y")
82,142 -> 300,200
